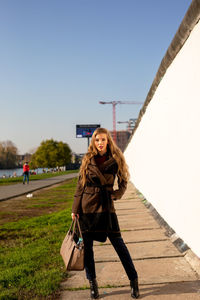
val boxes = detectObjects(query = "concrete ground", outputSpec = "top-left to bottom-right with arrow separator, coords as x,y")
0,173 -> 78,202
60,182 -> 200,299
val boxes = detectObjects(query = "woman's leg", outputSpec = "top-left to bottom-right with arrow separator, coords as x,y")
83,234 -> 96,280
23,173 -> 26,184
83,234 -> 99,298
108,235 -> 138,280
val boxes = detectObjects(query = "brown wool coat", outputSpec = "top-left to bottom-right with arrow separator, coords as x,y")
72,156 -> 127,240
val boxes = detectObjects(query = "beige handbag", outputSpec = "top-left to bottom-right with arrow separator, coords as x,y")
60,217 -> 84,271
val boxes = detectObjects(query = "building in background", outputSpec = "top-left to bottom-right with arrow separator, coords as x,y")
110,130 -> 131,152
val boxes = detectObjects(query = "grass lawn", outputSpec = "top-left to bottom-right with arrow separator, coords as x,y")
0,170 -> 79,186
0,178 -> 78,299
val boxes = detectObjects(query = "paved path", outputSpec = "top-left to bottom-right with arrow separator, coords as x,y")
60,182 -> 200,299
0,173 -> 78,202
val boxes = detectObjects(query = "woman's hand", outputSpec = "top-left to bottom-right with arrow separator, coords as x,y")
71,213 -> 79,220
111,194 -> 116,200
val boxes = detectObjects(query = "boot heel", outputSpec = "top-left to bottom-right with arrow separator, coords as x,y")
89,279 -> 99,299
130,278 -> 140,298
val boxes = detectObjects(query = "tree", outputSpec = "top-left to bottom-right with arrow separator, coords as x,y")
30,139 -> 72,168
0,140 -> 18,169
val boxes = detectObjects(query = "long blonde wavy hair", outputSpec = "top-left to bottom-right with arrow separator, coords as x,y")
79,128 -> 130,186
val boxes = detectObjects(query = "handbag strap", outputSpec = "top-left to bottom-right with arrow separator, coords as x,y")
75,217 -> 83,239
69,217 -> 77,236
68,216 -> 83,240
68,216 -> 83,239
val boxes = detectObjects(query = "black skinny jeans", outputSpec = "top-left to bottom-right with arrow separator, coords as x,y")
83,234 -> 138,281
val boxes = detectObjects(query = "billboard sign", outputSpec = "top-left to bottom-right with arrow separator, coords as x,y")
76,124 -> 100,138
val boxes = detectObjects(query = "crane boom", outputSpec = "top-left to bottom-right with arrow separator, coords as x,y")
99,100 -> 143,142
99,101 -> 142,105
118,101 -> 142,105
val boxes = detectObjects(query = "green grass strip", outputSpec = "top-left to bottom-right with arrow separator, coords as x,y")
0,180 -> 77,299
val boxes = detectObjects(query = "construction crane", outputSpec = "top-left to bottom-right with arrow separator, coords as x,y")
99,101 -> 142,142
118,118 -> 137,133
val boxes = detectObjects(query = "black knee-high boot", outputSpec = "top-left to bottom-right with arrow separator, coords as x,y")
130,278 -> 140,298
89,279 -> 99,299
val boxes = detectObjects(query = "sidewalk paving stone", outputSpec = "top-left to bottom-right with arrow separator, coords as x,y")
118,218 -> 160,230
114,202 -> 145,210
94,229 -> 168,246
94,240 -> 182,262
116,209 -> 152,216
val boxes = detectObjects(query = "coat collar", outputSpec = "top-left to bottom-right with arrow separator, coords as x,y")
87,155 -> 117,186
90,155 -> 116,169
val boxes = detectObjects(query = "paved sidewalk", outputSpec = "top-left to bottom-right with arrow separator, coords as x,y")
60,182 -> 200,299
0,173 -> 78,202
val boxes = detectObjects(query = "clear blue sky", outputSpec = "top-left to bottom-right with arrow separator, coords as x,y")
0,0 -> 192,154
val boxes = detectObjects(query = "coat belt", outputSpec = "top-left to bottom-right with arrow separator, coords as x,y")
86,182 -> 113,229
86,182 -> 112,209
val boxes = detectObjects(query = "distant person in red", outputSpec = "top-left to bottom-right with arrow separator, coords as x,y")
23,162 -> 30,184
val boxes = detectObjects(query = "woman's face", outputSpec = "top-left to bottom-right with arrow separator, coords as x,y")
94,133 -> 108,156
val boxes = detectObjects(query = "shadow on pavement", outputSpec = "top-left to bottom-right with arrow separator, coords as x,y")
99,280 -> 200,299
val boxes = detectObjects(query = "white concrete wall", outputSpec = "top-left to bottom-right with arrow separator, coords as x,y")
125,20 -> 200,258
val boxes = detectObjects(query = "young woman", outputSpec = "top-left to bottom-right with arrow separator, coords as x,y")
72,128 -> 139,299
